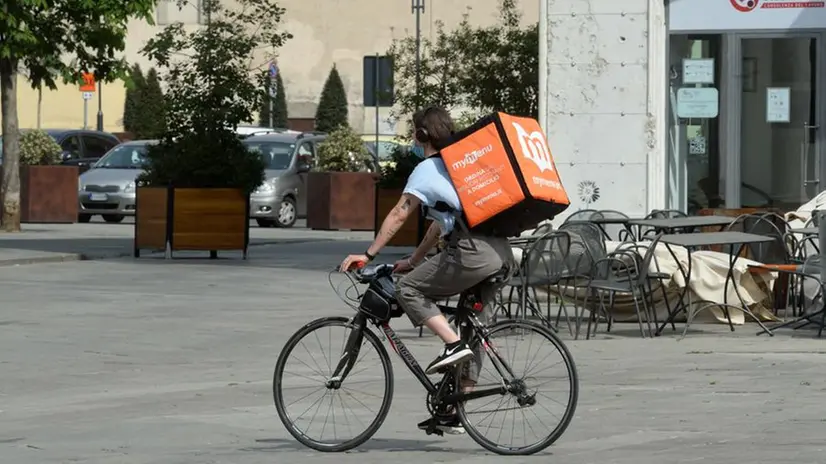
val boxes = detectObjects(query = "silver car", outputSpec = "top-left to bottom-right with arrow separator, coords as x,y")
77,140 -> 155,223
242,132 -> 326,227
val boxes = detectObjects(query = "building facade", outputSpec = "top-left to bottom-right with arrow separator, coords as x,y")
542,0 -> 826,219
5,0 -> 537,134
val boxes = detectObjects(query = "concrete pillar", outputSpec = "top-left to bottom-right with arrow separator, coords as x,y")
542,0 -> 667,219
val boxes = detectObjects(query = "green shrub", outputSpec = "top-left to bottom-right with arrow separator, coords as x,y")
315,126 -> 371,172
19,130 -> 62,166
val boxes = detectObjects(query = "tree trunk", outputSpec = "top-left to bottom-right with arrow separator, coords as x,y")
0,57 -> 21,232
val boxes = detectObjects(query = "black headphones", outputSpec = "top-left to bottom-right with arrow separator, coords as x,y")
413,106 -> 436,144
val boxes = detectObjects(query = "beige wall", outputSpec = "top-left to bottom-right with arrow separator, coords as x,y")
2,79 -> 127,133
4,0 -> 537,134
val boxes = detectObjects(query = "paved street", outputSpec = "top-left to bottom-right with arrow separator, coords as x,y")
1,238 -> 825,463
0,219 -> 374,264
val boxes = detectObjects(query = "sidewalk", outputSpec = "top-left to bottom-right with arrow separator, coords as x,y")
0,219 -> 376,266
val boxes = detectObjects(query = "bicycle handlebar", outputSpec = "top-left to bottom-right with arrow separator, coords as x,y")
334,262 -> 395,284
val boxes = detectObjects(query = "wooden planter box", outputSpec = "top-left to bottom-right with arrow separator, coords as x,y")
134,187 -> 250,259
10,165 -> 79,223
374,186 -> 429,247
306,172 -> 377,231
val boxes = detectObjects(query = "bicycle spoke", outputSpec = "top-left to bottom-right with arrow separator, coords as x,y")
274,319 -> 393,452
458,321 -> 577,455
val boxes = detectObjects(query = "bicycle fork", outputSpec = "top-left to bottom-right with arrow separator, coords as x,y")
326,313 -> 367,389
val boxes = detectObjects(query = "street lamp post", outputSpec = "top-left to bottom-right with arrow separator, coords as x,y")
411,0 -> 426,242
411,0 -> 424,110
96,81 -> 103,131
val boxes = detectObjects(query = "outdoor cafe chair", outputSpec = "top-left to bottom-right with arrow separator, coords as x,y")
563,209 -> 598,223
637,209 -> 688,239
501,230 -> 573,331
591,209 -> 635,242
579,233 -> 666,340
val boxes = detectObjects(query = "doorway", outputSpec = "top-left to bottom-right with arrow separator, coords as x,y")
738,35 -> 823,211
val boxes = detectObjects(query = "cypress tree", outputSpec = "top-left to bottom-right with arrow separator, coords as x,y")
139,68 -> 166,138
123,64 -> 145,134
314,65 -> 348,132
272,72 -> 288,128
258,81 -> 271,127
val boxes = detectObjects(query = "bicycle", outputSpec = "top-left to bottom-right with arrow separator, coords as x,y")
273,261 -> 579,455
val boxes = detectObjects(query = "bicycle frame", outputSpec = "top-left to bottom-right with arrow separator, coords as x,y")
329,297 -> 522,405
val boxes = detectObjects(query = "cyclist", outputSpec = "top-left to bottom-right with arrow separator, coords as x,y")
340,106 -> 515,435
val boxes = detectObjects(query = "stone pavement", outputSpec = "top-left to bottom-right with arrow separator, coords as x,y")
1,240 -> 825,464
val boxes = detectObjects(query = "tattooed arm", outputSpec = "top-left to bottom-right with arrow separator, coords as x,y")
366,194 -> 420,256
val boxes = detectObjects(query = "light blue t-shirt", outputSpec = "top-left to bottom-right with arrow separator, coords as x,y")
403,157 -> 462,236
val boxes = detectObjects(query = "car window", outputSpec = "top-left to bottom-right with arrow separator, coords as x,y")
93,144 -> 149,169
61,136 -> 82,160
297,142 -> 314,157
244,141 -> 295,170
82,135 -> 117,159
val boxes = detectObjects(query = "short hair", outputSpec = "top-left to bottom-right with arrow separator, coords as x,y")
412,106 -> 456,150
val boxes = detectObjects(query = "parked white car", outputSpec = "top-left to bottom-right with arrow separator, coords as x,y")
77,140 -> 156,223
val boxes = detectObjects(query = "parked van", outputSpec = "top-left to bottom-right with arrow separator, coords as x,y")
241,131 -> 327,227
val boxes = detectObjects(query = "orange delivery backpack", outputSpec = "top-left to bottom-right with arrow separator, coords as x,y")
429,112 -> 570,239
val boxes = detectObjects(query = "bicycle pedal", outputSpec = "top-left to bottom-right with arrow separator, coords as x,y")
425,426 -> 444,437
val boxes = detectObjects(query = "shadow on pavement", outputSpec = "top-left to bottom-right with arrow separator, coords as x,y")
244,437 -> 489,454
126,240 -> 415,272
0,236 -> 334,262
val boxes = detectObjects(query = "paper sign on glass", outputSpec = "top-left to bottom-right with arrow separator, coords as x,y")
682,58 -> 714,84
766,87 -> 791,123
676,88 -> 719,119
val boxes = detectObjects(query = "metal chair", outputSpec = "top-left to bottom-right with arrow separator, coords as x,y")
501,231 -> 572,331
591,210 -> 634,242
579,233 -> 666,339
564,209 -> 598,223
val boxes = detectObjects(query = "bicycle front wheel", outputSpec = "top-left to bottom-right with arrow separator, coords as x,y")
273,316 -> 394,452
457,320 -> 578,455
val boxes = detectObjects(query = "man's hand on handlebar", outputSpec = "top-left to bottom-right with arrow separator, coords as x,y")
339,254 -> 369,273
392,258 -> 414,274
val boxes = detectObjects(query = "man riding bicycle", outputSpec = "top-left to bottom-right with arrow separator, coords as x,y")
339,106 -> 516,435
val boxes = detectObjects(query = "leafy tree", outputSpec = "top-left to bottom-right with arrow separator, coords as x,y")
387,0 -> 538,125
314,65 -> 348,132
137,67 -> 166,138
137,0 -> 291,195
0,0 -> 156,231
123,64 -> 146,134
258,71 -> 288,128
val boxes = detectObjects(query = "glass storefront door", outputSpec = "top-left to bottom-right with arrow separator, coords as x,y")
739,35 -> 822,211
667,35 -> 722,214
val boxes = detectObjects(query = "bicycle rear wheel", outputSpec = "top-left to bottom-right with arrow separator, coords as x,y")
457,320 -> 578,455
273,316 -> 394,452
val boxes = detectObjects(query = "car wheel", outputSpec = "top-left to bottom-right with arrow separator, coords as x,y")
276,197 -> 297,228
256,218 -> 276,228
78,214 -> 92,223
103,214 -> 125,223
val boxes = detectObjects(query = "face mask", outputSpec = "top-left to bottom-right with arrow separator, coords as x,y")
411,145 -> 426,159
